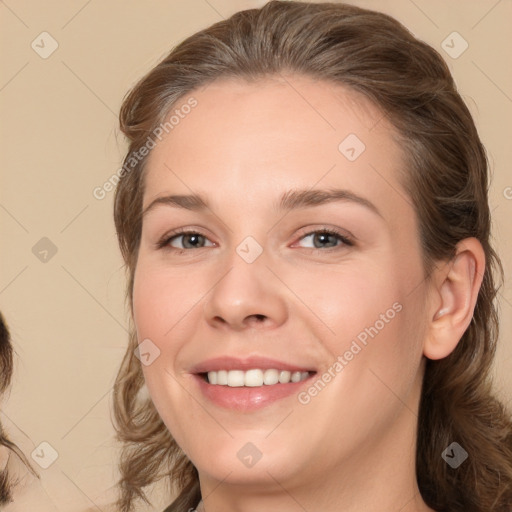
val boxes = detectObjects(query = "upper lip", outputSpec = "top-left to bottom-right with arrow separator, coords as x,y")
190,356 -> 316,374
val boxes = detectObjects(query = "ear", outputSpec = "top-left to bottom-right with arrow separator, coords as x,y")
423,237 -> 485,360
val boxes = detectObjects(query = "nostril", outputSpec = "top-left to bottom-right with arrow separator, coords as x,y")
245,314 -> 267,325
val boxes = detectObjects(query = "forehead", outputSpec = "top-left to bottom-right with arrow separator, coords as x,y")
142,75 -> 410,223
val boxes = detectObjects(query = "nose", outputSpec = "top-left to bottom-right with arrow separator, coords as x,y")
202,252 -> 288,331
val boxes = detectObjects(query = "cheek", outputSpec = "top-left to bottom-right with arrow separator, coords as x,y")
132,263 -> 182,401
288,256 -> 426,396
132,258 -> 206,345
132,258 -> 211,416
133,261 -> 199,446
285,258 -> 403,343
293,264 -> 425,439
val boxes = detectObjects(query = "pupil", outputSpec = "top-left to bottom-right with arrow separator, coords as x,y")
184,234 -> 203,248
315,233 -> 336,248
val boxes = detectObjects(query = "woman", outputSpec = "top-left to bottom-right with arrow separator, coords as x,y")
0,313 -> 39,508
111,1 -> 512,511
0,312 -> 15,505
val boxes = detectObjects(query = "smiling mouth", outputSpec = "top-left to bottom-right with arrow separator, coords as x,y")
200,369 -> 314,387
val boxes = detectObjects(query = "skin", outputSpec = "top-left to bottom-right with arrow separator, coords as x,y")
133,75 -> 484,512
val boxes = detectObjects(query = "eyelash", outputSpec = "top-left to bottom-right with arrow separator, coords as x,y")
156,227 -> 354,254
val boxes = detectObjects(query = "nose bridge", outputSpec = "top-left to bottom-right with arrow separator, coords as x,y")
202,241 -> 288,330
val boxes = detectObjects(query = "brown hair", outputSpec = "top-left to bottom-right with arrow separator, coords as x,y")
112,2 -> 512,511
0,313 -> 39,504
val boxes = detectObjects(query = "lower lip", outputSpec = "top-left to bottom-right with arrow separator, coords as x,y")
193,374 -> 314,411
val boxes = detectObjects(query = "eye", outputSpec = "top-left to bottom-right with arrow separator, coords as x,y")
157,227 -> 353,252
295,228 -> 353,250
158,230 -> 215,250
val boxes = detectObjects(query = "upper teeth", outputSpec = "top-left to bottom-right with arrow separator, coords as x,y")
207,369 -> 310,387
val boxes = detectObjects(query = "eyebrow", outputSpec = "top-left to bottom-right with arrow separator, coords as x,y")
142,188 -> 382,218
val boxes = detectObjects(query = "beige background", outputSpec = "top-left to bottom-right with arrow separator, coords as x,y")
1,0 -> 511,510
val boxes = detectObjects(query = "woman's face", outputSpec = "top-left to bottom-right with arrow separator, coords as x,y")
133,75 -> 433,492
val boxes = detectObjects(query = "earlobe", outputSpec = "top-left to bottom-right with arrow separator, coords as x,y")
423,238 -> 485,360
